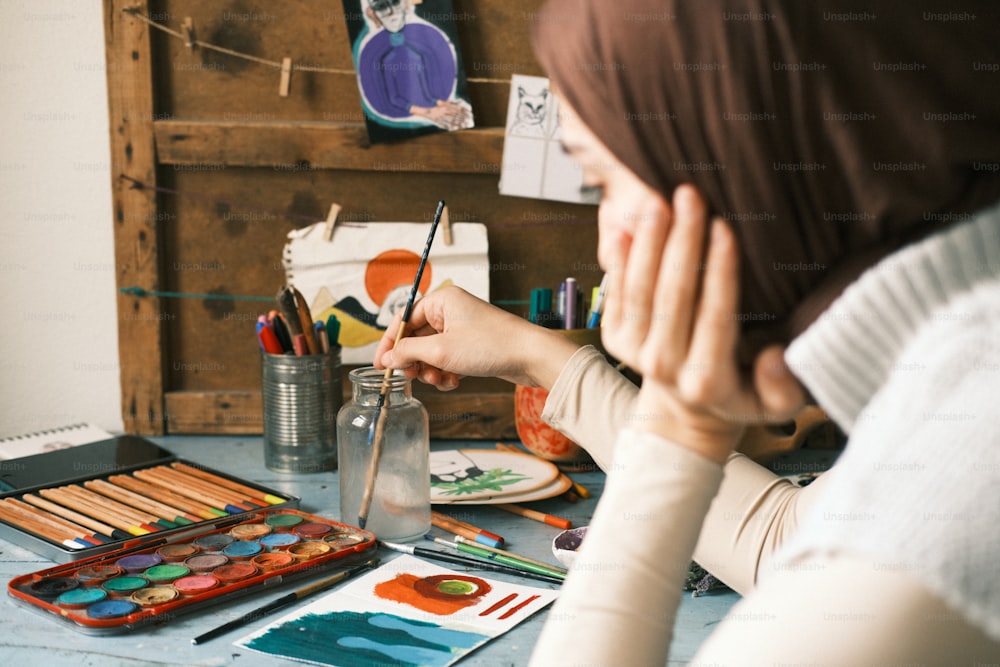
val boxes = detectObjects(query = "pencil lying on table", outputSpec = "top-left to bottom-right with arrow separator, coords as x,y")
495,503 -> 572,530
430,511 -> 505,548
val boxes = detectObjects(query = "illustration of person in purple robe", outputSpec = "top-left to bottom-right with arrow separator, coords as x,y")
352,0 -> 473,133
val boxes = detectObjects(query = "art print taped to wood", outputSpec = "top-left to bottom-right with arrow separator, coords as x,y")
283,220 -> 488,364
342,0 -> 474,144
236,554 -> 557,667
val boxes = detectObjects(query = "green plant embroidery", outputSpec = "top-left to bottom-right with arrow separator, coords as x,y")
432,468 -> 530,496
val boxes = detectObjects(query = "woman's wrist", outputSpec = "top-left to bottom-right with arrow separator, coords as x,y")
520,327 -> 585,390
631,385 -> 744,465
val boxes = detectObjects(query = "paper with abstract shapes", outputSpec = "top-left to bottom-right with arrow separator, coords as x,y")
236,555 -> 558,667
343,0 -> 474,145
499,74 -> 600,205
429,449 -> 561,503
283,220 -> 489,364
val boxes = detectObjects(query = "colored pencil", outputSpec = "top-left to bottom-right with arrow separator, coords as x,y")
452,535 -> 568,575
85,479 -> 198,525
39,487 -> 152,536
0,502 -> 88,549
20,493 -> 131,541
359,200 -> 444,530
59,485 -> 172,530
379,540 -> 563,586
109,474 -> 225,519
495,503 -> 572,530
170,462 -> 285,505
133,468 -> 249,514
426,535 -> 567,580
430,511 -> 505,548
147,465 -> 265,509
2,497 -> 106,545
191,557 -> 379,644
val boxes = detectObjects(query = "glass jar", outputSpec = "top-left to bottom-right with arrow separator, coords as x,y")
337,367 -> 430,541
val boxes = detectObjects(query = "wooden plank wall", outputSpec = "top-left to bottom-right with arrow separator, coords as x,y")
104,0 -> 601,439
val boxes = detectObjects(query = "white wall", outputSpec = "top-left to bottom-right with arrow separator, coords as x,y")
0,1 -> 124,438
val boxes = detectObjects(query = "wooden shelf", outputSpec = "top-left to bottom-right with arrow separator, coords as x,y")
154,120 -> 505,173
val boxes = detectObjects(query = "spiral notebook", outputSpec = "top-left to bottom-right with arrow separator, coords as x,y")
0,423 -> 114,460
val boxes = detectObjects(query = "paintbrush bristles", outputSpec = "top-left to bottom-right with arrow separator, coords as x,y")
357,200 -> 445,531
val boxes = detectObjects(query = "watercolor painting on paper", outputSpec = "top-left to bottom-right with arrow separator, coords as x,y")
236,555 -> 558,667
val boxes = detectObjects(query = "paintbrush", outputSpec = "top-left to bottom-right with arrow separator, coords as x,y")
358,200 -> 445,530
191,557 -> 379,644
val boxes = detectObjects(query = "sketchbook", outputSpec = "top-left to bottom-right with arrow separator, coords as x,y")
236,554 -> 558,667
0,423 -> 114,460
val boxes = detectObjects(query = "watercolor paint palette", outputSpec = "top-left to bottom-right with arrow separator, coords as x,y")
0,435 -> 301,563
7,508 -> 376,634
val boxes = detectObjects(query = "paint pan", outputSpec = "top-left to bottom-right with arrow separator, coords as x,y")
7,508 -> 376,635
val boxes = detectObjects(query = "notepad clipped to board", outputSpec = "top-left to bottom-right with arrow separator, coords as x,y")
282,218 -> 489,364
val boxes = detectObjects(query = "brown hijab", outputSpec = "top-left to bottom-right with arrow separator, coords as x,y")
533,0 -> 1000,353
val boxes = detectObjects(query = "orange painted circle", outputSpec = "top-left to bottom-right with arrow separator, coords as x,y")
365,249 -> 432,305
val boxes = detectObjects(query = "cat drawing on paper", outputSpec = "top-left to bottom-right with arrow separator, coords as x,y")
509,86 -> 549,138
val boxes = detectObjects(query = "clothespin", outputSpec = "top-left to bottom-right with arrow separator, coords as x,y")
441,203 -> 452,246
279,57 -> 293,97
181,17 -> 195,48
323,203 -> 342,242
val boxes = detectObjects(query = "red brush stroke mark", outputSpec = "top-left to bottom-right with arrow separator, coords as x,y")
498,594 -> 540,620
365,250 -> 433,305
374,573 -> 490,616
479,593 -> 517,617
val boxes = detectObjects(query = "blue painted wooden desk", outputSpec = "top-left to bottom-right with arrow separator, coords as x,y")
0,436 -> 739,666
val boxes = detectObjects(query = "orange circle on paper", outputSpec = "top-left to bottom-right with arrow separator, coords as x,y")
365,249 -> 432,305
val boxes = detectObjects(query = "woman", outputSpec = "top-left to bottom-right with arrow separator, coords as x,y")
376,1 -> 1000,663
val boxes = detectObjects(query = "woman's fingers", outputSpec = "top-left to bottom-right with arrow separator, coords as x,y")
644,185 -> 710,377
680,218 -> 740,409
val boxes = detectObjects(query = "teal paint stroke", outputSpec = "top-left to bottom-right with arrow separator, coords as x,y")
243,610 -> 490,667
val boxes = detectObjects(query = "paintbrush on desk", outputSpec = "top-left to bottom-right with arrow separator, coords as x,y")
357,200 -> 445,530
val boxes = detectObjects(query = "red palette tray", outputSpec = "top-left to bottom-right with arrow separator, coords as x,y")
7,508 -> 376,635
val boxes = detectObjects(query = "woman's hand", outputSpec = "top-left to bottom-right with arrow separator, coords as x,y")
600,185 -> 805,463
374,285 -> 581,391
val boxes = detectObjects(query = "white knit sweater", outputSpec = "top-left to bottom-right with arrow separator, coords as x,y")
783,200 -> 1000,641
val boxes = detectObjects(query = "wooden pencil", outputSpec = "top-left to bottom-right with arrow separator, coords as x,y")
2,498 -> 105,545
85,479 -> 198,525
145,466 -> 263,509
170,462 -> 285,505
39,487 -> 152,536
109,474 -> 223,519
430,511 -> 505,548
495,503 -> 572,530
0,503 -> 86,549
141,466 -> 258,510
21,493 -> 130,541
134,468 -> 248,513
60,485 -> 168,529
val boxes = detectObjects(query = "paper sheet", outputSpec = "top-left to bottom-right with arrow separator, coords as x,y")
236,554 -> 558,667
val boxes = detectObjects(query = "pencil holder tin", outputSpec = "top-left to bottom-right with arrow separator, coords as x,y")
261,348 -> 341,473
337,367 -> 430,542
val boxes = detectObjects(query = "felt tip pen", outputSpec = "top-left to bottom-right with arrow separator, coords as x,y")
587,274 -> 608,329
379,541 -> 564,586
563,278 -> 577,329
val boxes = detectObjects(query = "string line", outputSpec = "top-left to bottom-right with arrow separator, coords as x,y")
122,6 -> 513,84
